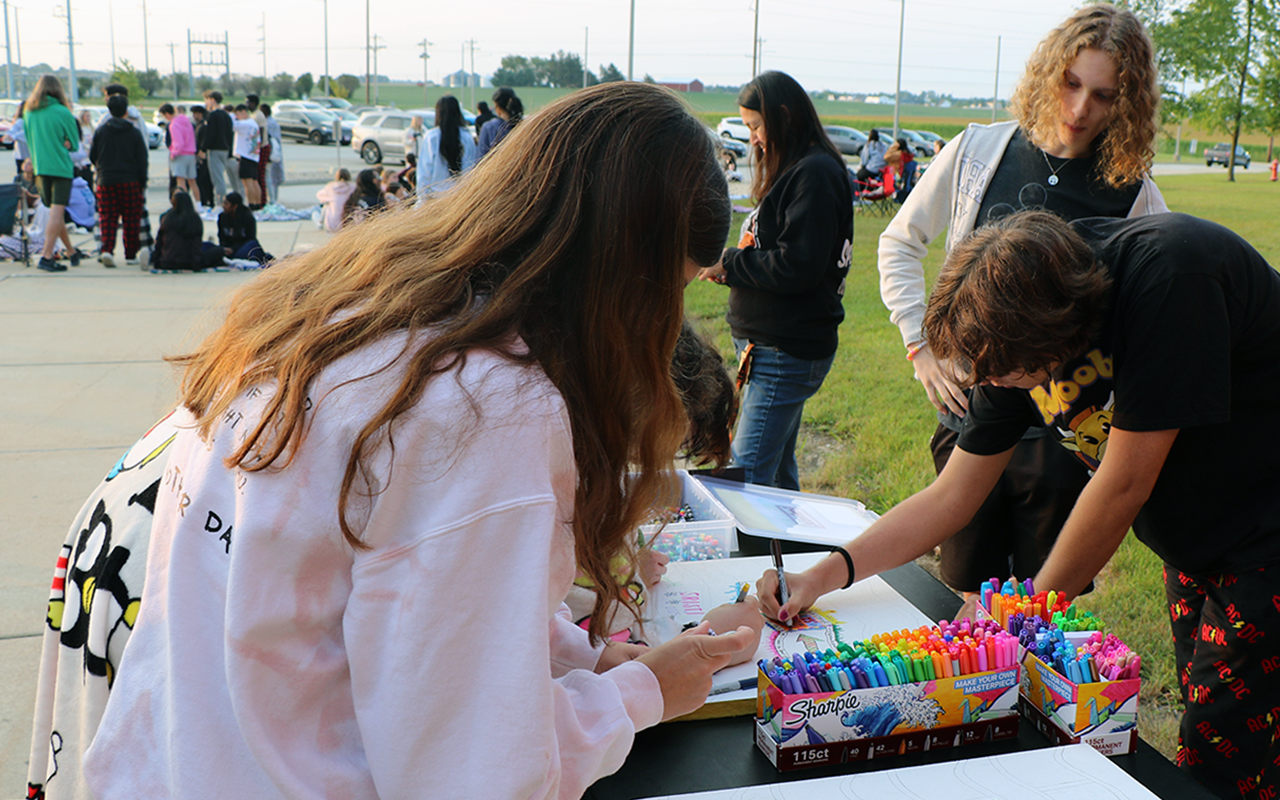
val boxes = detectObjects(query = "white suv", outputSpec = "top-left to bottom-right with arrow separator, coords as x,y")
716,116 -> 750,143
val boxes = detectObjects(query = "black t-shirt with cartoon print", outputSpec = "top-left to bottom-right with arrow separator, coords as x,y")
975,128 -> 1141,228
958,214 -> 1280,575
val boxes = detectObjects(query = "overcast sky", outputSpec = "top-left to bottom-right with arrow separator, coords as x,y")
22,0 -> 1085,99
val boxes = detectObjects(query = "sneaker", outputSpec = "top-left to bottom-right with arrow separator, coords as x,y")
137,247 -> 151,269
100,253 -> 116,268
37,257 -> 66,272
69,250 -> 81,267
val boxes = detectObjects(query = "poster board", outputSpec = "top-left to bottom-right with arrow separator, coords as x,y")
645,553 -> 934,713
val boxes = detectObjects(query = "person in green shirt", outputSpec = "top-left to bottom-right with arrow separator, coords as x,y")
23,75 -> 81,271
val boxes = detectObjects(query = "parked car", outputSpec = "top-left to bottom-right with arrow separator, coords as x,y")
351,111 -> 416,164
718,135 -> 748,159
907,129 -> 945,150
871,127 -> 931,159
716,116 -> 750,143
73,105 -> 159,148
275,101 -> 326,112
824,125 -> 867,157
1205,142 -> 1250,168
310,96 -> 354,111
275,108 -> 339,145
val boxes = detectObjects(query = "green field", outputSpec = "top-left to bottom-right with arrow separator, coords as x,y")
685,168 -> 1280,761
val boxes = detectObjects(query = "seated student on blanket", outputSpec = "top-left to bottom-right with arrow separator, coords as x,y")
154,190 -> 214,271
41,82 -> 752,800
758,209 -> 1280,800
566,319 -> 763,658
216,191 -> 268,263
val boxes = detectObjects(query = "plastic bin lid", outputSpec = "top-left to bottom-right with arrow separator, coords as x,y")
690,475 -> 879,547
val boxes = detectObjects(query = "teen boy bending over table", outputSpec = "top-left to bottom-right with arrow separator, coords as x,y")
758,209 -> 1280,800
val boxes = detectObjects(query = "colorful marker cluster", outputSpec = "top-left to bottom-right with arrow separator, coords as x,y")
759,619 -> 1021,696
980,578 -> 1104,634
1025,628 -> 1142,684
649,530 -> 727,561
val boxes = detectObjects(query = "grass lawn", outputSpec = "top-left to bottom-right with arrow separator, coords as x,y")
686,170 -> 1280,761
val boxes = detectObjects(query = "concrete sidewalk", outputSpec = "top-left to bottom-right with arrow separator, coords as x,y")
0,209 -> 334,796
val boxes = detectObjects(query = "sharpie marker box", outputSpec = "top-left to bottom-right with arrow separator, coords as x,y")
1019,649 -> 1140,757
754,664 -> 1021,771
639,470 -> 736,561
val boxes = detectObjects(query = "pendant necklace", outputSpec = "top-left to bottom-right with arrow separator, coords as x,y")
1041,149 -> 1072,186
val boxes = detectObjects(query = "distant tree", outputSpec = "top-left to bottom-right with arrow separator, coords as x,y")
1161,0 -> 1275,180
296,72 -> 315,98
220,72 -> 244,95
643,74 -> 656,84
1253,45 -> 1280,160
598,63 -> 625,83
336,74 -> 361,96
492,55 -> 538,87
196,75 -> 214,93
77,76 -> 94,97
543,51 -> 584,88
137,68 -> 164,97
168,72 -> 189,98
247,76 -> 271,97
109,60 -> 145,101
270,72 -> 295,99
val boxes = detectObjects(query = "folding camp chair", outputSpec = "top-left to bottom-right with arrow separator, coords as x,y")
855,166 -> 896,217
0,182 -> 30,267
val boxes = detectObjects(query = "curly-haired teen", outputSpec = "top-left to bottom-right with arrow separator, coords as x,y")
772,208 -> 1280,800
67,82 -> 754,799
878,3 -> 1168,598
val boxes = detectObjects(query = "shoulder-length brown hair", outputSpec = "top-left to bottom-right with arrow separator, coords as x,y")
173,82 -> 730,642
738,70 -> 845,202
26,74 -> 71,113
925,210 -> 1111,386
1009,3 -> 1158,189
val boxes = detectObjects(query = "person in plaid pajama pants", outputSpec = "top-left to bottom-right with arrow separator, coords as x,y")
87,95 -> 148,266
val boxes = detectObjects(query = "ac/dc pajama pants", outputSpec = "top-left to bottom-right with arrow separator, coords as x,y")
95,182 -> 143,259
1167,564 -> 1280,798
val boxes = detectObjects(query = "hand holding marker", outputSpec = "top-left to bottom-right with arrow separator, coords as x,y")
771,539 -> 790,625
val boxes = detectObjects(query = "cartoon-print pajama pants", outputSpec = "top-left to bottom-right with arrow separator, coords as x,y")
1167,564 -> 1280,799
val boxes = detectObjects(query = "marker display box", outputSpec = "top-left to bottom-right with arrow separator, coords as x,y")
640,470 -> 736,561
755,664 -> 1021,771
1019,648 -> 1140,756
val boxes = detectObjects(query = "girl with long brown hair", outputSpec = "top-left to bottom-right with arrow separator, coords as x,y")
22,74 -> 80,271
699,70 -> 853,491
877,3 -> 1167,602
79,82 -> 752,798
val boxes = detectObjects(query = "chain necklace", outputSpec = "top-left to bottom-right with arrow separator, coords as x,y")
1040,148 -> 1073,186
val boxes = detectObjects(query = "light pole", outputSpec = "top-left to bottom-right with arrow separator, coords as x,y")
583,27 -> 588,88
419,39 -> 431,107
53,2 -> 78,103
108,0 -> 116,70
140,0 -> 149,73
322,0 -> 329,96
990,35 -> 1001,124
892,0 -> 904,138
3,1 -> 13,99
751,0 -> 759,77
627,0 -> 634,80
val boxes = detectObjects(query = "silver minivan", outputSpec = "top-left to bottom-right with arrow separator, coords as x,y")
351,111 -> 417,165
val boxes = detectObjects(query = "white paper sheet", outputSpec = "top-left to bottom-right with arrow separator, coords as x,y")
639,743 -> 1161,799
645,554 -> 934,704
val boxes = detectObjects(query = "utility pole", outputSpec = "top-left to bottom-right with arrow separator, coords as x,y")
583,27 -> 588,88
12,4 -> 20,96
991,35 -> 1001,124
467,38 -> 476,110
140,0 -> 149,73
892,0 -> 904,138
259,13 -> 266,82
2,1 -> 12,99
627,0 -> 634,80
364,0 -> 370,103
108,0 -> 116,70
372,34 -> 386,104
169,41 -> 178,99
322,0 -> 329,96
751,0 -> 759,77
419,39 -> 431,107
53,2 -> 78,104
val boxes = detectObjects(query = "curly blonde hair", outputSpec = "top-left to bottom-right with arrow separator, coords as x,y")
1009,3 -> 1158,189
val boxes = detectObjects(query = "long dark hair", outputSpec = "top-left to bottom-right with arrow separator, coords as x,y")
172,82 -> 730,643
356,168 -> 382,203
738,71 -> 844,202
435,94 -> 464,175
492,86 -> 524,127
162,190 -> 204,239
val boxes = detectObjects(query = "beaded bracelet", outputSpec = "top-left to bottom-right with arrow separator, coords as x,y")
906,341 -> 927,362
829,546 -> 856,590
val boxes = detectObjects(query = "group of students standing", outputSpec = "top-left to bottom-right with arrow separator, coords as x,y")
19,4 -> 1280,799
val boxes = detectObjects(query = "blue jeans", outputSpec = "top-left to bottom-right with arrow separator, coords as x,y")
730,338 -> 835,490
